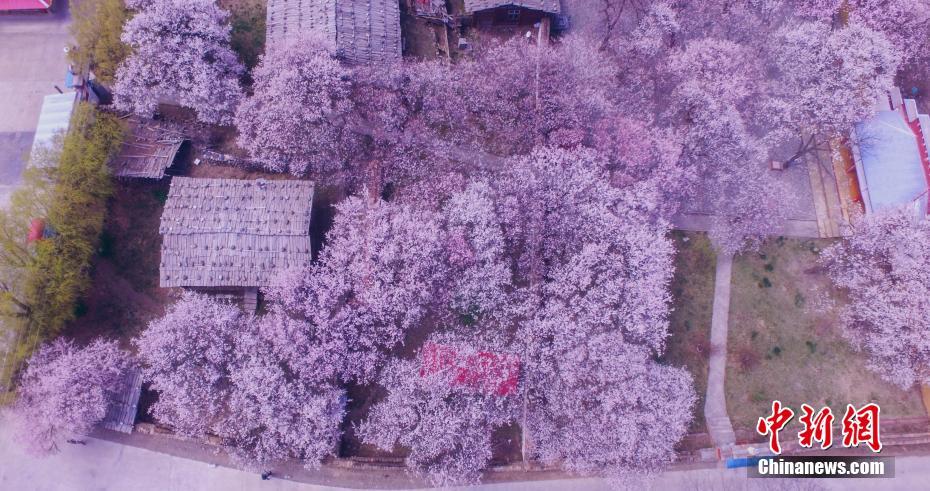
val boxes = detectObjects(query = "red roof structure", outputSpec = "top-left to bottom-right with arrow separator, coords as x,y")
0,0 -> 52,12
420,342 -> 520,396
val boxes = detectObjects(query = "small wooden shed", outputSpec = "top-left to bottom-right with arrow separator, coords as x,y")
465,0 -> 561,26
158,178 -> 315,308
110,117 -> 185,179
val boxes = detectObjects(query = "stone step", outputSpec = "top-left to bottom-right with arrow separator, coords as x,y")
706,415 -> 737,446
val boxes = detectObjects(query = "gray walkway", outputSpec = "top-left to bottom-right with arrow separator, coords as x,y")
672,212 -> 820,239
704,252 -> 736,448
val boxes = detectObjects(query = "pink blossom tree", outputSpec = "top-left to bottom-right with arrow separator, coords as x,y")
591,115 -> 684,211
820,207 -> 930,388
517,224 -> 694,477
271,196 -> 446,382
136,294 -> 346,468
441,182 -> 512,328
222,310 -> 346,468
407,36 -> 620,156
491,146 -> 696,477
666,37 -> 762,111
113,0 -> 243,125
134,291 -> 243,436
10,338 -> 132,455
235,40 -> 357,177
496,146 -> 669,281
764,21 -> 899,166
612,1 -> 680,109
668,80 -> 789,253
348,63 -> 459,199
358,335 -> 520,486
792,0 -> 930,67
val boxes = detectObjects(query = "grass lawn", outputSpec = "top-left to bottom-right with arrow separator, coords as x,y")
725,237 -> 925,433
661,231 -> 716,433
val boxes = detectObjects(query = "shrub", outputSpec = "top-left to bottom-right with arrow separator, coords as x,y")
25,104 -> 123,337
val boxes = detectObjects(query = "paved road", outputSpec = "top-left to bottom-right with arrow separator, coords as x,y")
0,5 -> 73,206
2,416 -> 928,491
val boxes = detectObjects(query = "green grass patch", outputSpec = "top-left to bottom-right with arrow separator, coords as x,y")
725,238 -> 925,432
221,0 -> 267,69
661,231 -> 716,432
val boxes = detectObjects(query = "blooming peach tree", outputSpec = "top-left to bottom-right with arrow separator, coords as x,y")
235,40 -> 356,177
114,0 -> 243,124
135,293 -> 345,468
821,208 -> 930,389
10,338 -> 132,455
358,335 -> 520,486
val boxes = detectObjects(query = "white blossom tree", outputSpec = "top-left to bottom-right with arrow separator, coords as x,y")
821,207 -> 930,388
10,338 -> 133,456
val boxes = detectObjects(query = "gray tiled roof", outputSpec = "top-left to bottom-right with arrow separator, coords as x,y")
159,177 -> 314,288
266,0 -> 402,64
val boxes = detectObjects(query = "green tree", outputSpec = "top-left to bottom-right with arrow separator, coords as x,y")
0,104 -> 125,393
70,0 -> 131,83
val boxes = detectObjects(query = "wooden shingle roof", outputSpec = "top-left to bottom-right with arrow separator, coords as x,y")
159,177 -> 314,288
111,117 -> 184,179
464,0 -> 561,14
266,0 -> 401,65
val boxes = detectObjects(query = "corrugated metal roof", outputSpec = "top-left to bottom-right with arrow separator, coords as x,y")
464,0 -> 561,14
159,177 -> 315,288
266,0 -> 401,65
854,109 -> 929,214
99,367 -> 143,434
30,91 -> 77,161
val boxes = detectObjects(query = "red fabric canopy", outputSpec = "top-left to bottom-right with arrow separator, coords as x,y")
420,342 -> 520,396
0,0 -> 51,11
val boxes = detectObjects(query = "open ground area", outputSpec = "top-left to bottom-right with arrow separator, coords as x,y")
68,179 -> 171,348
725,237 -> 926,435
